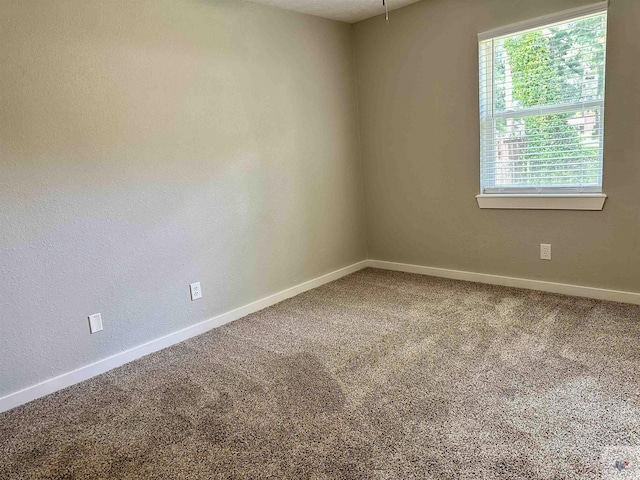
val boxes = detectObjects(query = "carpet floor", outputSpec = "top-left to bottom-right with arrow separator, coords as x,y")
2,268 -> 640,479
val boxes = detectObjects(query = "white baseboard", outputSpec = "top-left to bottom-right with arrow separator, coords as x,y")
0,260 -> 368,413
4,258 -> 636,413
368,260 -> 640,305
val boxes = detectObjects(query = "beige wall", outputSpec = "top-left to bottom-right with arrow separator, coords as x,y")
355,0 -> 640,292
0,0 -> 366,397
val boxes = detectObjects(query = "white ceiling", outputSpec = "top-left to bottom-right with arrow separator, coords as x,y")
246,0 -> 423,24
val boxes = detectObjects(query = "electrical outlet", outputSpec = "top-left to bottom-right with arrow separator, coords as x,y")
190,282 -> 202,301
540,243 -> 552,260
88,313 -> 103,334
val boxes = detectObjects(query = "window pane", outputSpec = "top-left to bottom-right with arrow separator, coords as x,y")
479,9 -> 607,193
484,108 -> 603,189
493,15 -> 606,114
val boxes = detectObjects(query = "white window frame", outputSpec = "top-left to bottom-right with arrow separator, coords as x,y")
476,2 -> 609,210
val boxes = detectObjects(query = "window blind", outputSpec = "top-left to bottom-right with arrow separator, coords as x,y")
478,5 -> 608,194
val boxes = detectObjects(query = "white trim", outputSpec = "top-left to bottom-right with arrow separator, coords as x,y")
368,260 -> 640,305
478,1 -> 608,41
491,99 -> 604,120
0,260 -> 368,413
476,193 -> 607,210
6,256 -> 637,413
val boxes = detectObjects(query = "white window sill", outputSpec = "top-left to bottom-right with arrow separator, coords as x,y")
476,194 -> 607,210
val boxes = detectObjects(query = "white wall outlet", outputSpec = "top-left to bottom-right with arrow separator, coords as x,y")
540,243 -> 552,260
88,313 -> 103,334
190,282 -> 202,301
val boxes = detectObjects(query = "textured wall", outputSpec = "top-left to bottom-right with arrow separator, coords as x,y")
354,0 -> 640,292
0,0 -> 366,397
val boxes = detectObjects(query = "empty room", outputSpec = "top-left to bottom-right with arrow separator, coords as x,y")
1,0 -> 639,478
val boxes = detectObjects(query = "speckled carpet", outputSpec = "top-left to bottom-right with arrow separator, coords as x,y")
2,268 -> 640,479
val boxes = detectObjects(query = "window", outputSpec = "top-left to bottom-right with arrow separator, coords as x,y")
477,3 -> 608,210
